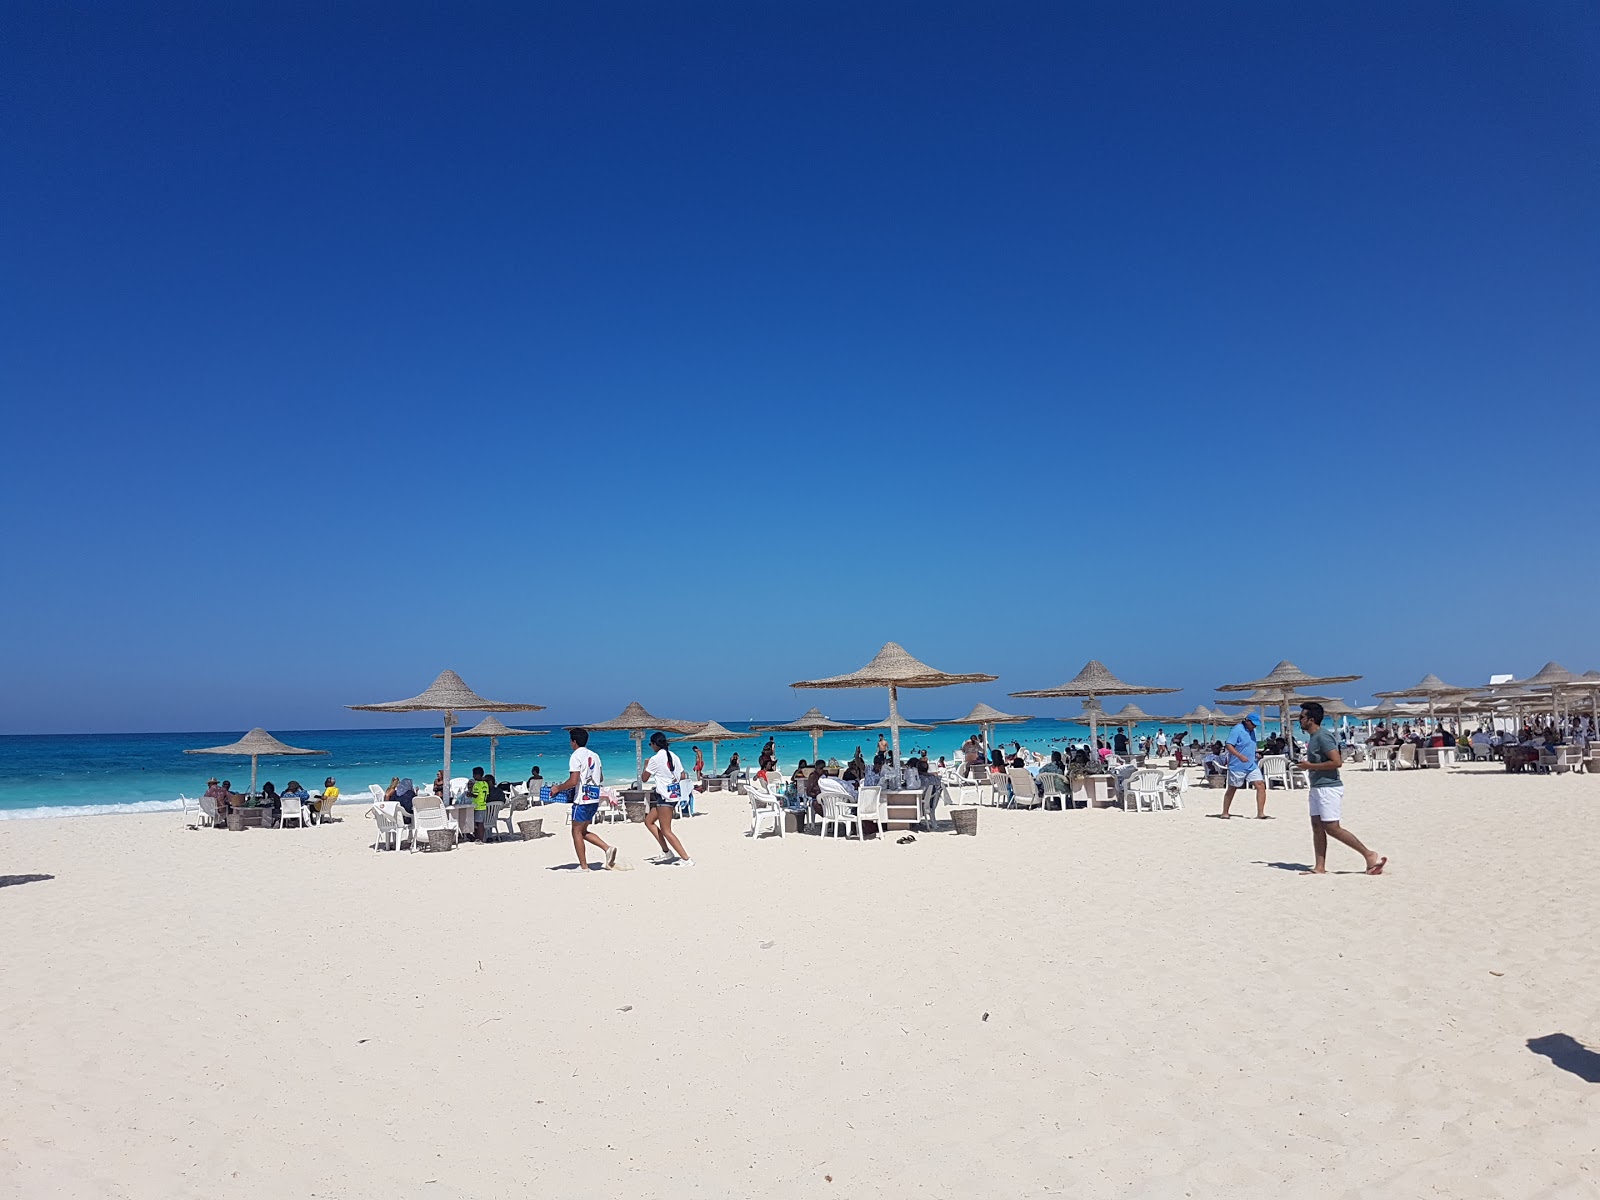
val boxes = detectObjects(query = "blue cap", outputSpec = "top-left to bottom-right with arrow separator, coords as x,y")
1241,711 -> 1260,725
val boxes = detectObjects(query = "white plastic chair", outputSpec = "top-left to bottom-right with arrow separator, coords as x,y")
367,784 -> 386,806
449,777 -> 469,800
1394,744 -> 1418,770
747,781 -> 784,838
369,801 -> 410,852
1124,769 -> 1166,813
410,790 -> 451,851
1006,768 -> 1041,809
594,789 -> 627,823
280,792 -> 308,829
816,784 -> 860,839
1038,772 -> 1071,812
1260,755 -> 1291,789
855,785 -> 885,837
1158,770 -> 1187,810
195,795 -> 217,828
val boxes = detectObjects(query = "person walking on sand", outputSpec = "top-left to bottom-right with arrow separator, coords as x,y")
550,728 -> 615,872
692,744 -> 704,780
641,731 -> 694,867
1219,712 -> 1269,819
1295,702 -> 1385,875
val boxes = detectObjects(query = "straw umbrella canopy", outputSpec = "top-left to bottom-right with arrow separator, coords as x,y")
1510,662 -> 1578,726
432,714 -> 547,777
1560,670 -> 1600,738
1372,673 -> 1476,730
749,707 -> 866,763
348,670 -> 545,803
1217,661 -> 1361,758
583,701 -> 702,780
1011,660 -> 1178,767
937,702 -> 1034,750
679,720 -> 756,772
791,642 -> 996,766
186,728 -> 327,798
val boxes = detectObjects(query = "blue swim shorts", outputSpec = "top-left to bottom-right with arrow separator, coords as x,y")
571,802 -> 599,823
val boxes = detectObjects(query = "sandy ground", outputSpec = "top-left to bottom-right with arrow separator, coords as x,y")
2,765 -> 1598,1199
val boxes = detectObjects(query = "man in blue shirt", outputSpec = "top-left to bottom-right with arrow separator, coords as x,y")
1220,712 -> 1268,819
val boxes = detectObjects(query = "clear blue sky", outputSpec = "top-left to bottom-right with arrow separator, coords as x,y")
3,2 -> 1597,733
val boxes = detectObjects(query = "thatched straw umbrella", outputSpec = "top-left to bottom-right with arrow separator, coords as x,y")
584,701 -> 702,780
348,670 -> 544,802
186,728 -> 327,798
432,714 -> 547,777
1372,673 -> 1475,732
1217,661 -> 1360,768
1011,660 -> 1178,765
750,708 -> 865,763
937,702 -> 1034,751
1508,662 -> 1577,727
680,720 -> 756,772
791,642 -> 995,766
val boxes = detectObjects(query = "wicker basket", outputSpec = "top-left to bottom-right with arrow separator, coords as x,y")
518,819 -> 543,840
624,800 -> 649,823
427,828 -> 456,852
950,807 -> 978,836
226,810 -> 246,832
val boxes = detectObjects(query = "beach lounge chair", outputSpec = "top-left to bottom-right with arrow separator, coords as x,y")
1124,768 -> 1166,813
410,790 -> 451,851
1394,744 -> 1418,770
1006,768 -> 1041,809
746,781 -> 784,839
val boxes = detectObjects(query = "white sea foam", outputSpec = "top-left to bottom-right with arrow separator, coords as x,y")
0,798 -> 190,821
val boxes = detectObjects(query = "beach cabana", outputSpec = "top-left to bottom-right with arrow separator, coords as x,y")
680,720 -> 756,772
1217,661 -> 1360,764
936,702 -> 1034,751
185,728 -> 327,798
791,642 -> 995,766
348,670 -> 544,804
432,714 -> 546,777
1012,660 -> 1178,758
584,701 -> 702,780
750,708 -> 865,764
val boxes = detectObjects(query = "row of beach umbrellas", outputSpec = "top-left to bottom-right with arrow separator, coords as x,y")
188,651 -> 1599,795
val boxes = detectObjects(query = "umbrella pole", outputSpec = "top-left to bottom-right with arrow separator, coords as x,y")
634,733 -> 644,782
711,739 -> 720,772
1089,691 -> 1099,759
250,753 -> 258,799
811,730 -> 820,762
443,711 -> 453,803
888,685 -> 902,767
490,735 -> 498,778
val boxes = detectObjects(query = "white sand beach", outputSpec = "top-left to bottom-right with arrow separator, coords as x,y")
3,766 -> 1597,1199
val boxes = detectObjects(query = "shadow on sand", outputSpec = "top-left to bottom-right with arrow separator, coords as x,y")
1528,1034 -> 1600,1084
0,873 -> 55,889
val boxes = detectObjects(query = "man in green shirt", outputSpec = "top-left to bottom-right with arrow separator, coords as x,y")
1295,701 -> 1385,875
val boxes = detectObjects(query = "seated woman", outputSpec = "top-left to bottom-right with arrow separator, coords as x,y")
259,782 -> 281,822
315,777 -> 341,822
1039,751 -> 1067,776
721,753 -> 741,779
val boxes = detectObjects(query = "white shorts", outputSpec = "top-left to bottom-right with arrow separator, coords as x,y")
1227,765 -> 1263,788
1309,786 -> 1343,821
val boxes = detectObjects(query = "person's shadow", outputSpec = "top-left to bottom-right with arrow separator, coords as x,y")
0,873 -> 54,888
1527,1034 -> 1600,1083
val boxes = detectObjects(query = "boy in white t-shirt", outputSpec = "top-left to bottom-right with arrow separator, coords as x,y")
549,728 -> 615,872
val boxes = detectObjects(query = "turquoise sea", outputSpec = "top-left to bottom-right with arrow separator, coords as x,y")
0,716 -> 1276,818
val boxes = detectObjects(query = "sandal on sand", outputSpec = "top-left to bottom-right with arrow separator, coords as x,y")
896,834 -> 916,845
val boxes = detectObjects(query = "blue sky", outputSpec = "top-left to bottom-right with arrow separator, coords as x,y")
3,2 -> 1597,733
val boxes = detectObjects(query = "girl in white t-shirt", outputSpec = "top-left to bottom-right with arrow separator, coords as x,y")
641,731 -> 694,866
